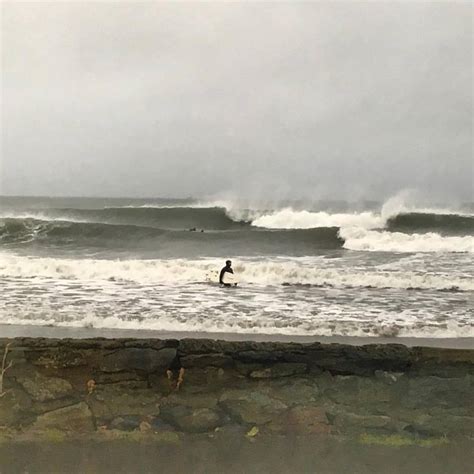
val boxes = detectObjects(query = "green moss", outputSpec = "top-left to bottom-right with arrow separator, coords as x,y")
0,432 -> 13,445
97,429 -> 180,445
153,431 -> 180,444
38,429 -> 67,443
359,433 -> 449,448
418,436 -> 449,448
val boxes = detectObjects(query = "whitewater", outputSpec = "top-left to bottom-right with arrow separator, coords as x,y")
0,196 -> 472,339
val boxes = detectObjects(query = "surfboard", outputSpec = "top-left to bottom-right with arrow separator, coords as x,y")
205,270 -> 239,285
222,272 -> 239,285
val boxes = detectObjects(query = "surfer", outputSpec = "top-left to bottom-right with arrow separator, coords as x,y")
219,260 -> 234,286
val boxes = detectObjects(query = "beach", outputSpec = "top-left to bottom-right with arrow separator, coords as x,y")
1,324 -> 473,349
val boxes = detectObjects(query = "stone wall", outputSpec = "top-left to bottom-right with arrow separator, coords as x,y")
0,338 -> 472,442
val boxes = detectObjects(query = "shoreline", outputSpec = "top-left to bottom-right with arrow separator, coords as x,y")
1,323 -> 472,349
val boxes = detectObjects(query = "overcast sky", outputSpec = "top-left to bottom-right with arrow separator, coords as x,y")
1,1 -> 472,202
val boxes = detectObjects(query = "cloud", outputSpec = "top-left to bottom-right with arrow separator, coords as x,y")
1,1 -> 472,201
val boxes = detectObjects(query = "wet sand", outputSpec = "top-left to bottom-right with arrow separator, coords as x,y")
2,438 -> 473,474
1,323 -> 472,349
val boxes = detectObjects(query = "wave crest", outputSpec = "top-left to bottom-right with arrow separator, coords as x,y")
340,227 -> 473,253
252,209 -> 383,230
0,254 -> 471,291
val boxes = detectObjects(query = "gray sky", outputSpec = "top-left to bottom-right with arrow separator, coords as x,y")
1,1 -> 472,202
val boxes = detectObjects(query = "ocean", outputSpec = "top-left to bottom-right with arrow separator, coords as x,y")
0,196 -> 473,339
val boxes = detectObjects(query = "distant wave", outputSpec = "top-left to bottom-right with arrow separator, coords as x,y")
1,254 -> 471,292
0,206 -> 249,231
0,217 -> 344,255
1,203 -> 472,254
2,205 -> 472,232
0,218 -> 167,245
386,212 -> 474,235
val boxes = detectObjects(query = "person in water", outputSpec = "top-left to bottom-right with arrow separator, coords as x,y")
219,260 -> 234,286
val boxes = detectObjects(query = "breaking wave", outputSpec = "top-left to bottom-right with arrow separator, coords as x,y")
251,209 -> 383,230
0,254 -> 472,291
0,200 -> 472,254
340,227 -> 473,253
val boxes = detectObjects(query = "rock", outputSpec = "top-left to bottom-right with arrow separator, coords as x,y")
250,363 -> 307,378
404,415 -> 474,437
0,346 -> 26,366
177,408 -> 221,432
101,348 -> 177,373
16,371 -> 72,402
2,337 -> 473,442
324,375 -> 392,406
109,415 -> 142,431
31,349 -> 86,368
401,376 -> 472,409
31,402 -> 94,433
258,379 -> 319,406
148,417 -> 176,432
99,380 -> 149,390
410,347 -> 474,377
123,340 -> 179,350
268,406 -> 331,435
332,412 -> 393,432
178,339 -> 237,355
306,343 -> 411,375
428,406 -> 472,418
87,386 -> 161,418
235,362 -> 267,376
213,424 -> 248,439
162,392 -> 218,410
0,388 -> 32,425
160,367 -> 232,389
139,420 -> 152,433
94,371 -> 145,384
179,340 -> 304,361
180,353 -> 234,368
219,389 -> 287,424
160,405 -> 221,432
237,351 -> 283,363
374,371 -> 404,384
31,397 -> 83,417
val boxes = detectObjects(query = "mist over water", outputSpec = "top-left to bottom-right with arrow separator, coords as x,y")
2,2 -> 472,202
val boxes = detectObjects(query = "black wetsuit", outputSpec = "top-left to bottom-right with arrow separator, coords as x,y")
219,266 -> 234,285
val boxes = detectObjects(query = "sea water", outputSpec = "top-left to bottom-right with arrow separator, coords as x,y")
0,196 -> 472,338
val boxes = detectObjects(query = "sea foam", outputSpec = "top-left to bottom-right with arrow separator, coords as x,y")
1,253 -> 472,291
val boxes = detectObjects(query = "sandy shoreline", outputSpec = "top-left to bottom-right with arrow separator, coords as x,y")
1,324 -> 472,349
